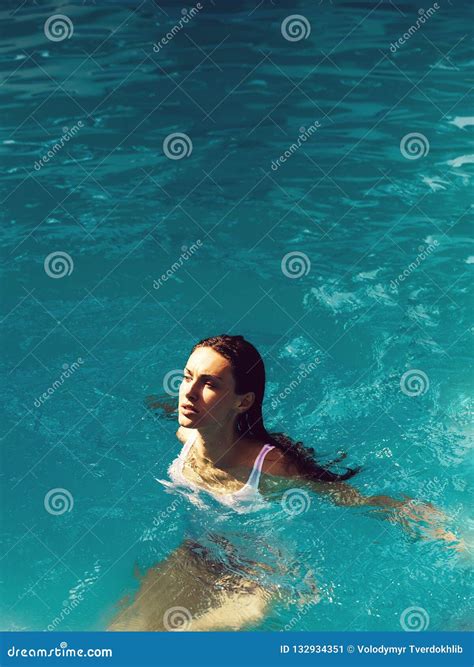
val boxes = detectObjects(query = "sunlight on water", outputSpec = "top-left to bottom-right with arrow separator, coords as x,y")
0,0 -> 472,633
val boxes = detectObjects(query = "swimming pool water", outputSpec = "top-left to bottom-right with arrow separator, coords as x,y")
1,0 -> 472,632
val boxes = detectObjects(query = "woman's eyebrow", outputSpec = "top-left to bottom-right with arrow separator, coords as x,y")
184,368 -> 222,381
201,374 -> 222,382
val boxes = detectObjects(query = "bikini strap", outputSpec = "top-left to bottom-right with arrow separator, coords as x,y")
179,430 -> 197,461
246,444 -> 275,490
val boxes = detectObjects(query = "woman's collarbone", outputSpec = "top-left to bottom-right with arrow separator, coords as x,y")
183,457 -> 250,493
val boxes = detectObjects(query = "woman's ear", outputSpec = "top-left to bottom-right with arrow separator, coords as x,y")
236,391 -> 255,413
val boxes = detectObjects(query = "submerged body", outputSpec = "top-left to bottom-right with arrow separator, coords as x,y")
108,432 -> 291,631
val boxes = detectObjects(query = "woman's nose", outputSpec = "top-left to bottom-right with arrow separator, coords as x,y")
184,381 -> 198,401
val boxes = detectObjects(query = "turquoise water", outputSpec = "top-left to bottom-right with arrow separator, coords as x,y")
1,0 -> 472,633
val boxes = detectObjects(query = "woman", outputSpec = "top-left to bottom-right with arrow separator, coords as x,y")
108,334 -> 463,631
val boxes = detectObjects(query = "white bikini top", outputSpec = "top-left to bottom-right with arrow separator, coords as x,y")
163,431 -> 275,513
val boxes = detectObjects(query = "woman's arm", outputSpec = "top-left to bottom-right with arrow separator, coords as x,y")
315,482 -> 465,552
262,448 -> 402,507
262,449 -> 465,551
304,479 -> 404,508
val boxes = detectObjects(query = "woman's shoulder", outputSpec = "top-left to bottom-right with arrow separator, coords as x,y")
263,447 -> 300,477
250,441 -> 300,478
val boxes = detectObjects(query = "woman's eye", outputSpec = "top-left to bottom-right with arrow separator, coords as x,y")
205,382 -> 215,388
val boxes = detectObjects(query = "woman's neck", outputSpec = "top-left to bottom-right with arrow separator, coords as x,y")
192,424 -> 244,469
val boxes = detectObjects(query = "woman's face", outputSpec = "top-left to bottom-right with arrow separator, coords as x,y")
178,347 -> 252,430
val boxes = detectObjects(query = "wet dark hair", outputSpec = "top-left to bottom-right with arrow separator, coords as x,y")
192,334 -> 360,482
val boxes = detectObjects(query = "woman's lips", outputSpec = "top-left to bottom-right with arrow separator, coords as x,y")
180,404 -> 199,415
